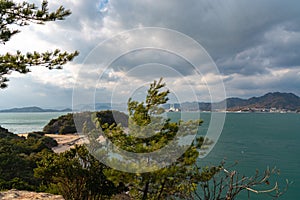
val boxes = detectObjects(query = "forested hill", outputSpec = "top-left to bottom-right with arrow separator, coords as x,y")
0,106 -> 71,113
179,92 -> 300,111
224,92 -> 300,111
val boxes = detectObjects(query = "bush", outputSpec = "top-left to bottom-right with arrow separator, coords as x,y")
0,129 -> 56,191
43,113 -> 76,134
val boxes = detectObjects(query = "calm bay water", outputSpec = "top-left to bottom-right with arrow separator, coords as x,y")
0,112 -> 299,199
0,112 -> 69,133
172,112 -> 299,200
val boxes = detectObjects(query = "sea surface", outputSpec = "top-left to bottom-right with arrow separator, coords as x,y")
0,112 -> 69,133
167,112 -> 300,199
0,112 -> 299,199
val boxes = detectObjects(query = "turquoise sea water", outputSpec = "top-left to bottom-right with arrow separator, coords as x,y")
171,112 -> 299,200
0,112 -> 299,199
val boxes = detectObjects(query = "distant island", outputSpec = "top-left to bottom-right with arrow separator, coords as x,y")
0,106 -> 72,113
171,92 -> 300,113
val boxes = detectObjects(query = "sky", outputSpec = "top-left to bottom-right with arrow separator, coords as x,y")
1,0 -> 300,109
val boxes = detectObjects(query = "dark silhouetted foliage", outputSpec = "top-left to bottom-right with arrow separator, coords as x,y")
0,127 -> 55,191
43,110 -> 128,134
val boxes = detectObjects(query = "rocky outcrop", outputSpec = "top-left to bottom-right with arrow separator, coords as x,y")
43,110 -> 128,135
0,189 -> 64,200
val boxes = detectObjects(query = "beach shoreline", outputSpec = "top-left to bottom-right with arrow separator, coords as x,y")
19,133 -> 84,153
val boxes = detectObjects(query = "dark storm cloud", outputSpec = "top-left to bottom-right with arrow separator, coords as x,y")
219,21 -> 300,75
110,49 -> 195,76
37,0 -> 300,77
106,0 -> 300,76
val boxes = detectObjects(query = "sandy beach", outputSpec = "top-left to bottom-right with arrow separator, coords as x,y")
19,133 -> 85,153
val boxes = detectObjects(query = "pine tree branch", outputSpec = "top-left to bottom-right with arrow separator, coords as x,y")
0,0 -> 71,43
0,50 -> 79,88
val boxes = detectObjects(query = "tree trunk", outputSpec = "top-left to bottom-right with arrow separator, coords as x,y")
142,181 -> 150,200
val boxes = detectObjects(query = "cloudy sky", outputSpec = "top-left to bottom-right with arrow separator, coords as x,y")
1,0 -> 300,109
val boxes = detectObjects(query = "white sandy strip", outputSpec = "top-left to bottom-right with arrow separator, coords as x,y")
19,133 -> 105,153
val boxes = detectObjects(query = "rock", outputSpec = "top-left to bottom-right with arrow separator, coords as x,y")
0,190 -> 64,200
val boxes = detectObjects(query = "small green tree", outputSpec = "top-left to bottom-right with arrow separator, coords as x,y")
85,78 -> 215,199
0,0 -> 79,88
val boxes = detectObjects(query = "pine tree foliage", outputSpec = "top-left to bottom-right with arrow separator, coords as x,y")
0,0 -> 79,88
84,78 -> 216,199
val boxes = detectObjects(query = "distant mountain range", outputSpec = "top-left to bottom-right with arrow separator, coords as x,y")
0,106 -> 72,113
175,92 -> 300,112
1,92 -> 300,113
224,92 -> 300,111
